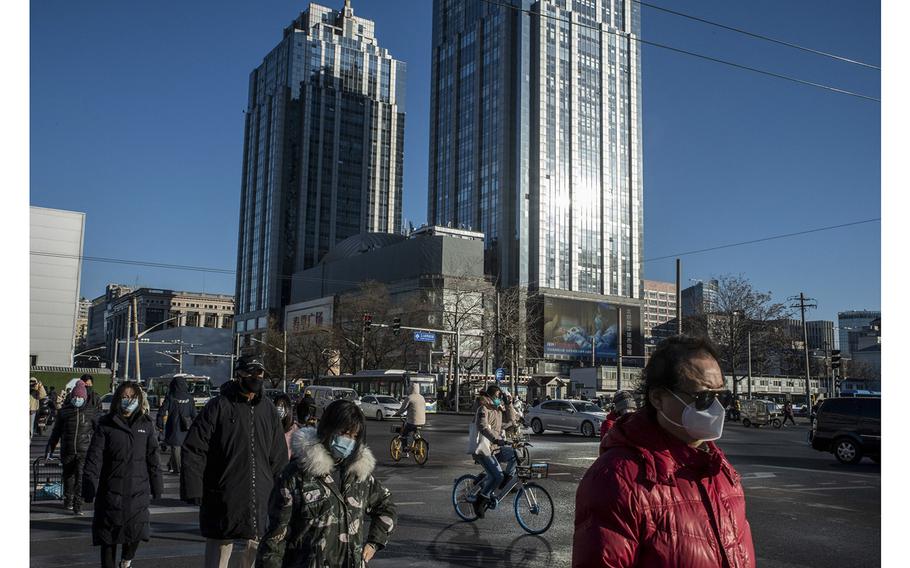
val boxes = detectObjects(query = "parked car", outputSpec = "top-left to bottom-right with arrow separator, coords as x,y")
810,397 -> 880,464
740,399 -> 783,429
100,393 -> 113,413
360,394 -> 403,421
526,399 -> 607,437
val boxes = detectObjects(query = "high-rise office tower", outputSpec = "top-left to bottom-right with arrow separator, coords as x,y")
428,0 -> 643,298
235,1 -> 406,335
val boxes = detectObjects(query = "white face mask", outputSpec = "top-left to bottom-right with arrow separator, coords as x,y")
659,390 -> 726,442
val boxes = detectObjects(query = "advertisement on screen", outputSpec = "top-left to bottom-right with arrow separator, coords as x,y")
542,296 -> 643,361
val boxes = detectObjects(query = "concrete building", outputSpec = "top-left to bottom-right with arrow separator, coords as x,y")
102,288 -> 234,375
235,0 -> 407,336
681,279 -> 719,317
806,320 -> 835,351
29,206 -> 85,367
74,297 -> 91,352
849,317 -> 881,376
643,280 -> 677,351
427,0 -> 643,298
837,310 -> 880,356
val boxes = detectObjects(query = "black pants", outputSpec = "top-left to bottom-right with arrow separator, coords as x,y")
62,453 -> 86,510
101,542 -> 139,568
168,445 -> 182,472
783,413 -> 796,425
400,423 -> 419,446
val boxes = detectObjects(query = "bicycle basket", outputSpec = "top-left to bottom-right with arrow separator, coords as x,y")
517,462 -> 549,480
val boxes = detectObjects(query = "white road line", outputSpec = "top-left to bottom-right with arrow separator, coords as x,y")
782,484 -> 804,488
757,465 -> 880,479
31,506 -> 198,521
568,457 -> 597,461
740,472 -> 776,480
550,473 -> 572,476
396,502 -> 426,506
797,486 -> 878,492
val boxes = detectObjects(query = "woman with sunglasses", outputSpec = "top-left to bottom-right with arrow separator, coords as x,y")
573,335 -> 755,568
82,382 -> 162,568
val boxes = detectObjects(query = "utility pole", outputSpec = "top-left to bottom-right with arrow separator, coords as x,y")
616,308 -> 623,392
283,329 -> 288,393
747,331 -> 752,399
676,258 -> 682,335
789,293 -> 817,407
132,297 -> 141,383
455,327 -> 461,413
124,303 -> 132,382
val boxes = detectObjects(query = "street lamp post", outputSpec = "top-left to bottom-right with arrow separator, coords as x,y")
250,336 -> 287,393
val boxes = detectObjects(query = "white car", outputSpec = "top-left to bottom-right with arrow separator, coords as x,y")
360,394 -> 402,421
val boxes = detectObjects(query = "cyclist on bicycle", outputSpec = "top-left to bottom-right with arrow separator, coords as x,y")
296,389 -> 317,427
469,385 -> 517,518
393,383 -> 426,456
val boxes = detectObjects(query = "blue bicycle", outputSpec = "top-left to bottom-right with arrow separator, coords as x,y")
452,445 -> 554,535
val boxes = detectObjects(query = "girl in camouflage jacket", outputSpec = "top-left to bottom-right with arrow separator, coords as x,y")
258,400 -> 397,568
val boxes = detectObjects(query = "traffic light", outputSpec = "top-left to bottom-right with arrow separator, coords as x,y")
392,317 -> 401,336
362,313 -> 373,333
831,350 -> 841,369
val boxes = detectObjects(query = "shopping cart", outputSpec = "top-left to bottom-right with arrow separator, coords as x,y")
32,457 -> 63,502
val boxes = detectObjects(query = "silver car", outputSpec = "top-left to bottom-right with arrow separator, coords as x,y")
527,399 -> 607,437
360,394 -> 402,421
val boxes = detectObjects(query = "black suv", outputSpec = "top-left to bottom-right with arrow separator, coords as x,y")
810,397 -> 880,464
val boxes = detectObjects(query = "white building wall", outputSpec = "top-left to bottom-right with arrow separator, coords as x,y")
30,206 -> 85,366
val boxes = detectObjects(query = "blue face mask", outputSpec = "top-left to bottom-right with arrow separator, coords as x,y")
72,397 -> 85,408
330,435 -> 357,460
492,398 -> 502,408
121,398 -> 139,414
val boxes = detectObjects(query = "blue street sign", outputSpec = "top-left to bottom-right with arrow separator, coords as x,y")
413,331 -> 437,343
495,368 -> 505,382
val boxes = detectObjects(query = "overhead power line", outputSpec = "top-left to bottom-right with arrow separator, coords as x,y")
633,0 -> 880,70
31,217 -> 880,276
478,0 -> 879,102
644,218 -> 880,263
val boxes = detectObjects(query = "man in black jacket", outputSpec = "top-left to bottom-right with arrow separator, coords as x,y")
181,357 -> 288,568
46,379 -> 96,514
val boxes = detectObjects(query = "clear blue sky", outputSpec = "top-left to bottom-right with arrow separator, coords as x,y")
30,0 -> 880,325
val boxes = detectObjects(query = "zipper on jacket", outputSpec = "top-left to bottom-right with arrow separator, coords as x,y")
73,407 -> 80,451
250,403 -> 257,536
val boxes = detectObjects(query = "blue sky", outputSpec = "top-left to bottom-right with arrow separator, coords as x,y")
30,0 -> 880,325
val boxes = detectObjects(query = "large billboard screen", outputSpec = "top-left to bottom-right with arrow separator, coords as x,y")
542,297 -> 643,362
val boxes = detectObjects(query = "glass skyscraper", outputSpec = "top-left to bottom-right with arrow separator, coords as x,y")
235,1 -> 406,334
428,0 -> 643,298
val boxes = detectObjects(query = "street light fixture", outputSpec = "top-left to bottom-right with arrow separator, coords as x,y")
250,336 -> 288,392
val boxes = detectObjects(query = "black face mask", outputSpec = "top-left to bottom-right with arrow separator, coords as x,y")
240,377 -> 264,395
85,386 -> 93,396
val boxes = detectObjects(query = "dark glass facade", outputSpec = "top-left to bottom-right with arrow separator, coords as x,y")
235,2 -> 406,332
428,0 -> 643,298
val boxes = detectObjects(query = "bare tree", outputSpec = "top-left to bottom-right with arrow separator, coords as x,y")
286,329 -> 336,379
496,286 -> 543,396
685,274 -> 791,398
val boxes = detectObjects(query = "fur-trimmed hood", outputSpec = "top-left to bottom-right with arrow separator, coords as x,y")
290,426 -> 376,483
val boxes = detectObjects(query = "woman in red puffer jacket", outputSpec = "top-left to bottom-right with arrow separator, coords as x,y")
574,336 -> 754,568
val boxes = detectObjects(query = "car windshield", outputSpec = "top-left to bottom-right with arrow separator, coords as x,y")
188,382 -> 210,396
333,389 -> 356,401
377,396 -> 399,404
574,402 -> 602,413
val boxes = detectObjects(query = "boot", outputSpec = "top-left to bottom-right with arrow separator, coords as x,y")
473,494 -> 488,519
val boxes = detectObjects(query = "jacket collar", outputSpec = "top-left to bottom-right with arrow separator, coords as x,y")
221,379 -> 262,405
290,427 -> 376,483
605,410 -> 739,486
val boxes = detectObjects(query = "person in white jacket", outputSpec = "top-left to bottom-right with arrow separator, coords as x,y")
394,383 -> 426,454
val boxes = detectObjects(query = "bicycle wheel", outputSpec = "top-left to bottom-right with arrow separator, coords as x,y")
514,482 -> 554,535
389,437 -> 402,462
413,438 -> 429,466
452,474 -> 482,521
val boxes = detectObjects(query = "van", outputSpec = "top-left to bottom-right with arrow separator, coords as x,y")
308,386 -> 360,417
740,399 -> 783,429
810,397 -> 880,464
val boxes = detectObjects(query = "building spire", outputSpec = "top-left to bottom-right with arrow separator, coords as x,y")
343,0 -> 353,18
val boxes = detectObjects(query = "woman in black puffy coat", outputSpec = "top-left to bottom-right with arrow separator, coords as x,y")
155,375 -> 197,474
83,382 -> 163,568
